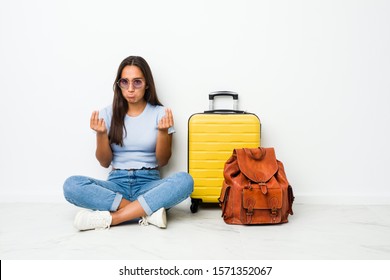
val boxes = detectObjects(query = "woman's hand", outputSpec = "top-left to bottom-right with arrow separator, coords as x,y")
156,108 -> 173,167
90,111 -> 112,168
90,111 -> 107,134
158,108 -> 174,132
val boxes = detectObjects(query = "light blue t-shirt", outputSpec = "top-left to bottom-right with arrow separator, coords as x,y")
99,103 -> 175,169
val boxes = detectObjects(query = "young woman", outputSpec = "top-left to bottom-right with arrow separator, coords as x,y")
63,56 -> 194,230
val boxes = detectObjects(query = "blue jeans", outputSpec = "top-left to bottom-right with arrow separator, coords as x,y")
63,169 -> 194,216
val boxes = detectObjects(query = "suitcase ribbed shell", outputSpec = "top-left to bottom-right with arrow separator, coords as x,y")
188,113 -> 261,204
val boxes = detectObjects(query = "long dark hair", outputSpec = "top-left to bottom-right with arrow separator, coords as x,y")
109,56 -> 163,146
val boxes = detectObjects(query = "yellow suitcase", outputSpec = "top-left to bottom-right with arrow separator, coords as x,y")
188,92 -> 261,212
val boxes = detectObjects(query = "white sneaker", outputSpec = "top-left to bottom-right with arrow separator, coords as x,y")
74,209 -> 112,231
139,208 -> 167,229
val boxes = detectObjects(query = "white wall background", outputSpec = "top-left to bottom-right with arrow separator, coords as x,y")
1,0 -> 389,204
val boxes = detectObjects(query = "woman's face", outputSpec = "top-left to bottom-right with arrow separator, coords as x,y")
119,65 -> 147,105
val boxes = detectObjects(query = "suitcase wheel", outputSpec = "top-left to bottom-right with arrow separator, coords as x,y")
190,198 -> 201,213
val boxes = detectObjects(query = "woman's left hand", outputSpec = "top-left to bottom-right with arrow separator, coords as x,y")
158,108 -> 174,132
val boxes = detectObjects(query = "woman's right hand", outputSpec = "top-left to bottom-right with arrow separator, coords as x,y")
90,111 -> 107,134
90,111 -> 112,168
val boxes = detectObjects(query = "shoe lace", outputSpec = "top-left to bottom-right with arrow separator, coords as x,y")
138,216 -> 149,226
93,211 -> 111,230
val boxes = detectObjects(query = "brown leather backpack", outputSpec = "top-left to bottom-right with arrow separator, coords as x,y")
219,147 -> 294,225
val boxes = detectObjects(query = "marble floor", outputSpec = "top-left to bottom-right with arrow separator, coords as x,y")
1,200 -> 390,260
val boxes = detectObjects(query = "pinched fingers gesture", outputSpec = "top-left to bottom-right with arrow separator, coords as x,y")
90,111 -> 107,134
158,108 -> 174,132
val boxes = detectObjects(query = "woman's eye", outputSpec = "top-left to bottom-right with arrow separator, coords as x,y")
119,79 -> 129,87
133,79 -> 143,87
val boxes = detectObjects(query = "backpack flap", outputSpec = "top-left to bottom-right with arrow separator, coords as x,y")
236,148 -> 278,183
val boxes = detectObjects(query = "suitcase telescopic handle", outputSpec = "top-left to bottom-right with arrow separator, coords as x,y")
208,91 -> 239,112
